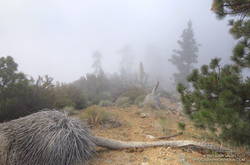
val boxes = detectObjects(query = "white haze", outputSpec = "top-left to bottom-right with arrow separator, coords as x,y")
0,0 -> 235,82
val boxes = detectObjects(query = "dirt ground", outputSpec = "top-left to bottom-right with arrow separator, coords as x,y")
76,102 -> 250,165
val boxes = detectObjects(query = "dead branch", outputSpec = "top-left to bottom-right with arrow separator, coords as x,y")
157,132 -> 183,140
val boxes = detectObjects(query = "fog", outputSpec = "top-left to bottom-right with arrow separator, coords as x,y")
0,0 -> 235,83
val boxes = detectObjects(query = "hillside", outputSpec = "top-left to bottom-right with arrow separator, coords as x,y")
75,99 -> 250,165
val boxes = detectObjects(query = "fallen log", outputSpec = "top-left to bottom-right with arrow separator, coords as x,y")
93,136 -> 232,153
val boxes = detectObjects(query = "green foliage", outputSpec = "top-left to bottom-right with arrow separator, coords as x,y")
80,106 -> 109,125
212,0 -> 250,18
195,1 -> 250,144
0,57 -> 54,121
120,87 -> 147,104
73,73 -> 112,105
159,90 -> 172,99
180,1 -> 250,145
61,106 -> 79,116
134,95 -> 146,106
29,75 -> 56,110
54,84 -> 87,109
212,0 -> 250,67
0,56 -> 88,122
179,59 -> 250,145
169,20 -> 199,87
178,122 -> 186,131
99,100 -> 113,107
159,90 -> 179,102
72,54 -> 147,107
157,115 -> 176,135
0,56 -> 35,121
115,96 -> 131,108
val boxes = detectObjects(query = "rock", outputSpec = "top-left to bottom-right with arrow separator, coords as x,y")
141,162 -> 149,165
145,135 -> 156,139
140,113 -> 147,118
143,157 -> 149,162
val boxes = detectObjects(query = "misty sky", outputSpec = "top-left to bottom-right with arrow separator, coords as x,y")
0,0 -> 235,82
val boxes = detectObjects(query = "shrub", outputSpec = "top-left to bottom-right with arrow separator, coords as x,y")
54,84 -> 87,110
134,95 -> 146,106
115,96 -> 131,108
120,87 -> 147,104
160,90 -> 172,99
178,122 -> 186,131
160,90 -> 179,102
0,57 -> 56,122
158,116 -> 175,135
79,106 -> 121,128
179,59 -> 250,145
0,56 -> 89,122
99,100 -> 113,107
61,106 -> 79,116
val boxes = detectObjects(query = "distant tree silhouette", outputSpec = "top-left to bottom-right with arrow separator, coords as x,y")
138,62 -> 147,88
169,20 -> 199,87
92,51 -> 104,76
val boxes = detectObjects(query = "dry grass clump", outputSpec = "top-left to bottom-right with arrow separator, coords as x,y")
152,110 -> 183,136
80,106 -> 121,128
134,95 -> 146,107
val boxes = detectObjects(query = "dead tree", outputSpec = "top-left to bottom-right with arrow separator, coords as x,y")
0,111 -> 233,165
143,81 -> 163,109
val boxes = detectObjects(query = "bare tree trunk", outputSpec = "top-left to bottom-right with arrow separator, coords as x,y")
93,136 -> 232,153
143,81 -> 162,109
151,81 -> 159,95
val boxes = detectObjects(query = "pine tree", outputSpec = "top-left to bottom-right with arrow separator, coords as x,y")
212,0 -> 250,67
178,59 -> 250,145
178,1 -> 250,145
92,51 -> 104,77
169,20 -> 199,87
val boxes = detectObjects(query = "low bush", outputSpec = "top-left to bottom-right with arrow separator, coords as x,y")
134,95 -> 146,106
178,122 -> 186,130
54,84 -> 87,110
61,106 -> 79,116
99,100 -> 113,107
79,106 -> 121,128
135,95 -> 146,108
158,117 -> 176,135
160,90 -> 179,102
115,96 -> 131,108
120,87 -> 147,104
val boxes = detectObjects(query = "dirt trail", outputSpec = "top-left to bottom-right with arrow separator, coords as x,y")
82,105 -> 250,165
